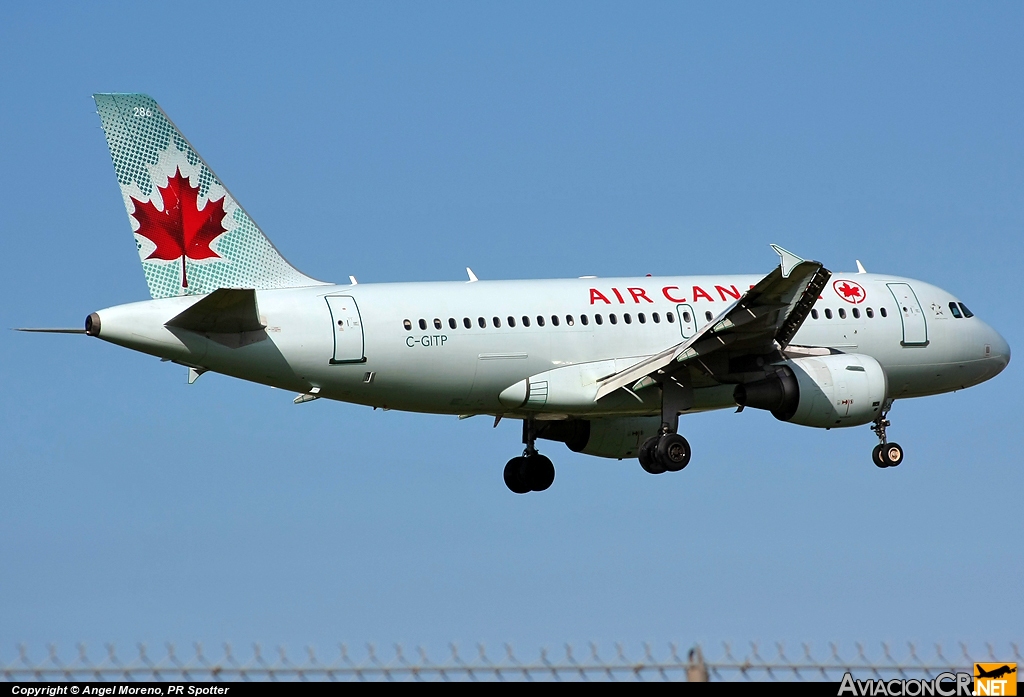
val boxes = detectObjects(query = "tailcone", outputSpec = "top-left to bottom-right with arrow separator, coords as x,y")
85,312 -> 101,337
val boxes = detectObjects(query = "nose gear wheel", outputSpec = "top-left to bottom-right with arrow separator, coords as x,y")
870,401 -> 903,467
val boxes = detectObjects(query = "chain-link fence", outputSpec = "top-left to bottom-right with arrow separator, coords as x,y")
2,641 -> 1019,682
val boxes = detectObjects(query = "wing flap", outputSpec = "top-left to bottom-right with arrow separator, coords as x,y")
595,246 -> 831,401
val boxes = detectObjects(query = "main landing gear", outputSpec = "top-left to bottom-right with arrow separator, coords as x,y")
638,432 -> 691,474
504,420 -> 555,494
638,377 -> 693,475
870,401 -> 904,468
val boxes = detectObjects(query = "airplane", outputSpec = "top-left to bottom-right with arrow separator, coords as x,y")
976,665 -> 1017,680
19,94 -> 1011,494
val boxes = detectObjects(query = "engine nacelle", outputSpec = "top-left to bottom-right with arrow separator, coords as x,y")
734,354 -> 887,428
536,416 -> 662,459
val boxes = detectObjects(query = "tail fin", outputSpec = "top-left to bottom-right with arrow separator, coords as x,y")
93,93 -> 324,299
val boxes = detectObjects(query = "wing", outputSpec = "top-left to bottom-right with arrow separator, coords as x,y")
595,245 -> 831,400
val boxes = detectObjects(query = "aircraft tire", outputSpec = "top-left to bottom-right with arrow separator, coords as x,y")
638,436 -> 665,474
503,457 -> 532,494
527,454 -> 555,492
872,444 -> 888,468
882,443 -> 904,467
656,433 -> 691,472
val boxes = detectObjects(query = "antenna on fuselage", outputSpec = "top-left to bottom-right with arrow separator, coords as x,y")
466,267 -> 479,282
856,260 -> 867,274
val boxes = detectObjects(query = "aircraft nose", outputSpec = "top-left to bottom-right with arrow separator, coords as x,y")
984,323 -> 1010,372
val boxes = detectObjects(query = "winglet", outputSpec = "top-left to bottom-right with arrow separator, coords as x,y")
856,260 -> 867,274
770,244 -> 804,278
466,267 -> 479,282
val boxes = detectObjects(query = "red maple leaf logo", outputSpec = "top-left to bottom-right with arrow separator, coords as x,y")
130,167 -> 227,288
833,280 -> 866,303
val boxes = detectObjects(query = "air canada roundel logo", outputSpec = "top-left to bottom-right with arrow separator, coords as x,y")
833,279 -> 866,304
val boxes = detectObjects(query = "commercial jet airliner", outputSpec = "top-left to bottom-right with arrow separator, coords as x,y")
21,94 -> 1011,493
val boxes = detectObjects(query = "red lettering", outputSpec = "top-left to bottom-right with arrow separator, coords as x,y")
589,288 -> 611,305
692,285 -> 714,302
715,284 -> 741,301
627,287 -> 654,304
662,286 -> 686,302
612,288 -> 626,304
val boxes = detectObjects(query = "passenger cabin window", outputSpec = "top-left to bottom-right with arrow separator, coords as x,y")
666,312 -> 675,323
551,315 -> 560,326
508,316 -> 516,327
463,317 -> 472,329
838,308 -> 846,320
609,314 -> 618,324
522,316 -> 531,327
852,308 -> 860,319
811,309 -> 819,320
624,313 -> 632,324
682,311 -> 692,323
434,318 -> 442,330
595,314 -> 604,325
566,315 -> 574,326
418,319 -> 427,330
580,314 -> 589,326
403,319 -> 412,331
638,313 -> 646,324
705,311 -> 713,322
824,309 -> 833,319
478,317 -> 486,328
449,318 -> 457,329
492,317 -> 501,328
866,308 -> 874,319
652,312 -> 660,323
958,302 -> 974,318
880,308 -> 888,318
537,315 -> 545,327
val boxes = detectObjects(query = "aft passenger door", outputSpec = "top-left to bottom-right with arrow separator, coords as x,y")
325,295 -> 365,363
886,283 -> 928,346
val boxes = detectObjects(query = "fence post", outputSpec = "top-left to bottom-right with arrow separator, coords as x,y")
686,646 -> 709,682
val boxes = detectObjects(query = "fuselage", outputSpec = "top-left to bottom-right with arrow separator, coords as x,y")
91,271 -> 1010,420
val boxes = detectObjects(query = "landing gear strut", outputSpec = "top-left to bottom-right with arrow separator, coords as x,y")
638,378 -> 693,475
503,420 -> 556,494
870,400 -> 904,468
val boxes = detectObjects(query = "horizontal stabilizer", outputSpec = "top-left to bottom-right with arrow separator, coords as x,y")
165,288 -> 265,334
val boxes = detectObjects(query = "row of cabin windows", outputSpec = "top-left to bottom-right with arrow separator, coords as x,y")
402,303 -> 973,332
403,311 -> 682,332
811,303 -> 974,321
811,306 -> 886,321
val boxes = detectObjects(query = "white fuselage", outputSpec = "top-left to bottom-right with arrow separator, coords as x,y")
92,271 -> 1010,423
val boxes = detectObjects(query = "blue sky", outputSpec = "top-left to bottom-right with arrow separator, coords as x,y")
1,2 -> 1021,656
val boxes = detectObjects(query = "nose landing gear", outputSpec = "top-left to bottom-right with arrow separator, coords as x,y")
504,420 -> 556,494
870,401 -> 904,468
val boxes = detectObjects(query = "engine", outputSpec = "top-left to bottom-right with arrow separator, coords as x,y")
536,417 -> 662,459
733,354 -> 887,428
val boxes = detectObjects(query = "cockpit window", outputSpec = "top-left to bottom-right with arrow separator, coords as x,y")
958,302 -> 974,318
948,302 -> 962,319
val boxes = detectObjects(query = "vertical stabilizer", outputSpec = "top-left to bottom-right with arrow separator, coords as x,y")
94,93 -> 324,298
